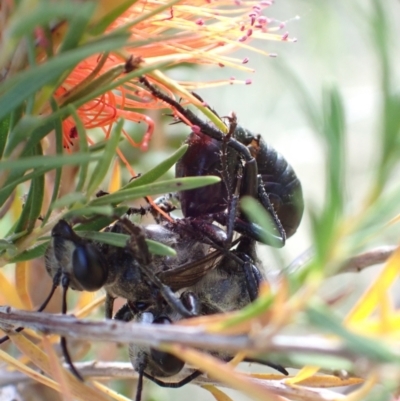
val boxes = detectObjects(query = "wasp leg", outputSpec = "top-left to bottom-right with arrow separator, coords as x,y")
244,357 -> 289,375
135,361 -> 145,401
143,267 -> 197,318
113,303 -> 133,321
0,271 -> 61,344
180,291 -> 200,316
104,293 -> 115,319
142,370 -> 203,388
139,77 -> 256,166
60,274 -> 84,381
255,176 -> 286,246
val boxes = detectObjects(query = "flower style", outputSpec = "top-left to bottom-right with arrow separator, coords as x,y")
52,0 -> 293,153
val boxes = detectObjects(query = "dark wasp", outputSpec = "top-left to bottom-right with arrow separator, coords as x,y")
42,217 -> 213,381
139,77 -> 304,247
113,228 -> 288,401
0,217 -> 208,381
2,214 -> 287,399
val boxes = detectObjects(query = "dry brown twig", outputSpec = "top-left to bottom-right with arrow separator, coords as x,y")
0,362 -> 348,401
281,245 -> 396,277
0,306 -> 388,362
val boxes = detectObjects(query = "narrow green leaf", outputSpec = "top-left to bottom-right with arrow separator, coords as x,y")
21,115 -> 58,159
3,115 -> 42,158
112,0 -> 182,34
63,206 -> 115,219
81,231 -> 176,256
307,305 -> 398,363
311,86 -> 346,267
0,32 -> 129,121
51,193 -> 88,210
27,160 -> 45,231
73,207 -> 129,232
60,63 -> 126,106
7,3 -> 92,40
41,99 -> 64,225
58,3 -> 95,53
146,239 -> 177,257
86,119 -> 124,196
13,144 -> 45,235
0,153 -> 100,172
0,166 -> 59,204
0,240 -> 17,254
0,114 -> 10,159
89,0 -> 139,35
279,353 -> 353,372
9,242 -> 49,263
73,109 -> 89,193
240,196 -> 284,247
323,86 -> 345,216
219,293 -> 274,330
89,176 -> 221,206
122,145 -> 188,190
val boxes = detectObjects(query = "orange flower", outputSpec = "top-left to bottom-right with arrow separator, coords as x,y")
52,0 -> 293,153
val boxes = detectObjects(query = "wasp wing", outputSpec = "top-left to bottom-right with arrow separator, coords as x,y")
158,250 -> 223,291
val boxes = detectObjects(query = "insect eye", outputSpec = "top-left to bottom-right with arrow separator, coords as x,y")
72,244 -> 108,291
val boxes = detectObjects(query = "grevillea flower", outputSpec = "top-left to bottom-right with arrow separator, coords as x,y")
51,0 -> 294,158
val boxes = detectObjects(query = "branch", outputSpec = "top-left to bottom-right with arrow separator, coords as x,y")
0,306 -> 369,361
282,246 -> 395,276
338,246 -> 396,273
0,362 -> 346,401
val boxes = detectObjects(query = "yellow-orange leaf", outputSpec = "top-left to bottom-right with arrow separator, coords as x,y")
108,159 -> 121,193
166,344 -> 285,401
346,245 -> 400,325
285,366 -> 320,384
42,336 -> 73,401
15,261 -> 33,309
0,271 -> 24,309
93,381 -> 132,401
229,352 -> 246,367
0,347 -> 58,390
203,385 -> 235,401
76,294 -> 106,318
9,334 -> 110,401
342,373 -> 377,401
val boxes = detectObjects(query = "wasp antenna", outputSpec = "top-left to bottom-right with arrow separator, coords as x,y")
60,336 -> 84,381
60,276 -> 84,381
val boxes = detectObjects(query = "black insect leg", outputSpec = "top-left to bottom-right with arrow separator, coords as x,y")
60,274 -> 84,381
224,195 -> 239,246
104,293 -> 115,319
113,303 -> 133,321
142,370 -> 203,388
243,357 -> 289,375
145,272 -> 196,318
219,123 -> 239,245
180,291 -> 201,316
0,271 -> 61,344
135,361 -> 145,401
120,218 -> 196,318
139,77 -> 256,166
256,176 -> 286,246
